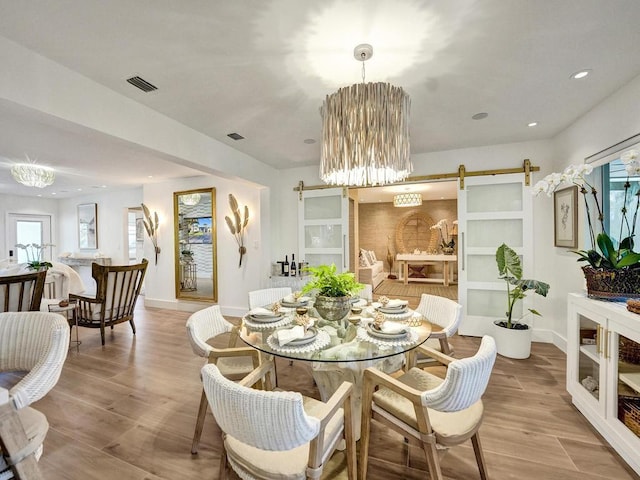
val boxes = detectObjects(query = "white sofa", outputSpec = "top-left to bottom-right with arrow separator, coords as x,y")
358,249 -> 386,289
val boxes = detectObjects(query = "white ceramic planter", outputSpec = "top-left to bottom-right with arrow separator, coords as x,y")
492,321 -> 532,359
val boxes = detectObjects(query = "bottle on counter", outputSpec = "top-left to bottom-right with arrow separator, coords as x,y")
290,254 -> 297,277
8,249 -> 15,264
284,255 -> 290,277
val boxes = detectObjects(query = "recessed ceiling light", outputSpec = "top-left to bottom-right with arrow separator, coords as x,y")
36,194 -> 42,197
571,70 -> 591,79
101,185 -> 107,188
304,138 -> 316,144
528,122 -> 538,127
51,192 -> 57,195
77,188 -> 82,191
148,175 -> 153,179
472,112 -> 488,120
227,132 -> 244,141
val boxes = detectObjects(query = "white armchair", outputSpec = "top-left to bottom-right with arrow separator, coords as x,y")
0,312 -> 70,479
186,305 -> 259,454
202,361 -> 356,480
360,336 -> 497,480
248,287 -> 292,309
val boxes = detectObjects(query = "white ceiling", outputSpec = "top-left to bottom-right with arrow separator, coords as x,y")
1,0 -> 640,199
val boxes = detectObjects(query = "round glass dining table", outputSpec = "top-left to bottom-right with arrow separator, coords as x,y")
239,304 -> 435,438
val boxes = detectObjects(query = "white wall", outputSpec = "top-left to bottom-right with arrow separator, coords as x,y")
546,73 -> 640,351
143,175 -> 265,316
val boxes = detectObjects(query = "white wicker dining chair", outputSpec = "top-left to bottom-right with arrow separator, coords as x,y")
406,293 -> 462,369
360,335 -> 497,480
185,305 -> 259,454
248,287 -> 292,309
202,360 -> 356,480
0,311 -> 70,480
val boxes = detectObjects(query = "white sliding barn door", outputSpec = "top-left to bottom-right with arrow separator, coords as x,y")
298,188 -> 350,271
457,173 -> 533,336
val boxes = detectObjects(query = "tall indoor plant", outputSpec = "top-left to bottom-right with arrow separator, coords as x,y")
534,152 -> 640,299
494,243 -> 550,358
301,264 -> 364,321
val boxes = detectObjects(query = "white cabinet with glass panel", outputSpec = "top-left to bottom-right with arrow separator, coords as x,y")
567,293 -> 640,475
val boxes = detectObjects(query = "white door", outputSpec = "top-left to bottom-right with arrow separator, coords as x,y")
457,173 -> 533,336
6,214 -> 53,263
298,188 -> 350,271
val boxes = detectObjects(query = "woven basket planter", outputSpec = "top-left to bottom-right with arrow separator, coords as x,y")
582,266 -> 640,301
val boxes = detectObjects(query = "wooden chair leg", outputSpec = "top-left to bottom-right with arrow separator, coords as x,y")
343,393 -> 356,480
218,433 -> 228,480
100,323 -> 106,345
0,403 -> 44,480
129,319 -> 136,335
421,440 -> 443,480
471,433 -> 489,480
191,389 -> 208,454
359,380 -> 374,480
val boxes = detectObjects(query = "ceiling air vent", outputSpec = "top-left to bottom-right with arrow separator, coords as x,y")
227,133 -> 244,140
126,76 -> 158,92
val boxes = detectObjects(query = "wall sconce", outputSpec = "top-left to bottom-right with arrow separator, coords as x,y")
224,194 -> 249,267
141,203 -> 160,265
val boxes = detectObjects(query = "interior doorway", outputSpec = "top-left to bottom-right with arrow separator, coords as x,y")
127,207 -> 144,265
353,181 -> 459,307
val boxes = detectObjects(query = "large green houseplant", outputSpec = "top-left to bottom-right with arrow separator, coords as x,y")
494,244 -> 550,359
301,264 -> 364,321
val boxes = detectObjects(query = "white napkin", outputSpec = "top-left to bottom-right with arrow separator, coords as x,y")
352,299 -> 367,308
274,325 -> 305,346
387,299 -> 408,308
248,307 -> 278,317
283,294 -> 310,303
380,322 -> 407,334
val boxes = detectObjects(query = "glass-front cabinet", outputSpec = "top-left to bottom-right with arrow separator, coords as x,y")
567,294 -> 640,475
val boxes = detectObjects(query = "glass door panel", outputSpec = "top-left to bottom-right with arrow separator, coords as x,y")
299,188 -> 349,271
617,332 -> 640,437
458,174 -> 532,336
577,313 -> 601,402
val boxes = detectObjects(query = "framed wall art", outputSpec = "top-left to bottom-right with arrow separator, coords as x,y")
554,186 -> 578,248
78,203 -> 98,249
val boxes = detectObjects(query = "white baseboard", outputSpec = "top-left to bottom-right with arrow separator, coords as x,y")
552,330 -> 567,354
143,297 -> 247,317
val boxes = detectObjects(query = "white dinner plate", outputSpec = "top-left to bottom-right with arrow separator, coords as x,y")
366,324 -> 408,340
248,313 -> 284,323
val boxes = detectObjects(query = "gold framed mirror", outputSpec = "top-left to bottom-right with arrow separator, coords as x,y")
173,188 -> 217,302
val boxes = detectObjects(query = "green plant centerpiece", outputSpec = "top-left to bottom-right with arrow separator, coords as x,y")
496,243 -> 550,330
301,264 -> 364,321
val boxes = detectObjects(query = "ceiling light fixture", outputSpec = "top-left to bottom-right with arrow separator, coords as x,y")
180,193 -> 201,206
528,122 -> 538,127
472,112 -> 488,120
571,70 -> 591,79
10,156 -> 55,188
393,193 -> 422,207
320,44 -> 412,187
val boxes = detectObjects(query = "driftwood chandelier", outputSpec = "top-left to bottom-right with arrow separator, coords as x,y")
319,43 -> 412,187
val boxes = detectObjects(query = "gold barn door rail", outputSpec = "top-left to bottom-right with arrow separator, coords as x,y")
294,159 -> 539,195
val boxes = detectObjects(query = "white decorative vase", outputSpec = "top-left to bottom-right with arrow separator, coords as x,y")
492,321 -> 532,359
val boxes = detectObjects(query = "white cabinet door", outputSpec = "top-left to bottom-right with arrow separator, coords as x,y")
298,188 -> 350,271
457,173 -> 533,336
567,298 -> 607,417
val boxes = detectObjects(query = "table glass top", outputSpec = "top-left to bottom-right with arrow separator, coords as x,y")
239,303 -> 433,363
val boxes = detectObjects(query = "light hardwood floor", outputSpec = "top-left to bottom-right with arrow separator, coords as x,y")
3,302 -> 639,480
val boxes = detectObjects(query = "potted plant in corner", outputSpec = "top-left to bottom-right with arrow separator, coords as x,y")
494,243 -> 550,359
301,264 -> 364,321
